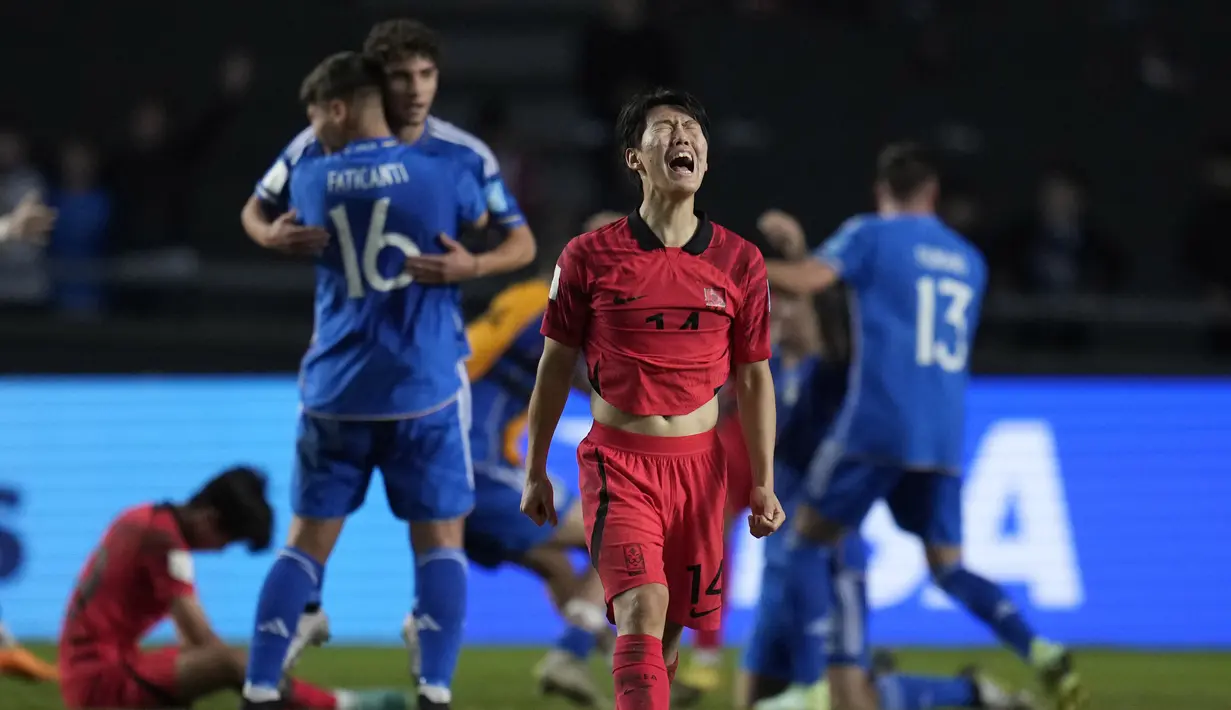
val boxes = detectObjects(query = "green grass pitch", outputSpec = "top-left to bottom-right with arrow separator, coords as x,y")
4,645 -> 1229,709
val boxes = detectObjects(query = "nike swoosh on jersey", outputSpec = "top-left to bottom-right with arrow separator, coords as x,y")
689,607 -> 719,618
614,295 -> 646,305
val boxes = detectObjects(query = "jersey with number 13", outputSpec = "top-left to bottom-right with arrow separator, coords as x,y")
290,137 -> 487,418
816,213 -> 987,472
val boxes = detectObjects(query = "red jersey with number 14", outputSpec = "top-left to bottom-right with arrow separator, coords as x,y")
59,504 -> 196,666
542,211 -> 772,416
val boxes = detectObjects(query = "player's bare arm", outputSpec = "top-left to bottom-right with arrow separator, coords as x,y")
736,359 -> 785,538
521,336 -> 578,527
765,257 -> 839,296
241,199 -> 331,255
405,216 -> 535,283
170,593 -> 225,649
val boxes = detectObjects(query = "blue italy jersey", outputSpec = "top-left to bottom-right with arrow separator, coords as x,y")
290,137 -> 487,417
254,118 -> 525,229
817,214 -> 987,471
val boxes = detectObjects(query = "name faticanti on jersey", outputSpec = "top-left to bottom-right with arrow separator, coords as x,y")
327,163 -> 411,193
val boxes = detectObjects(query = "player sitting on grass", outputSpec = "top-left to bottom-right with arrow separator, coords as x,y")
56,465 -> 406,710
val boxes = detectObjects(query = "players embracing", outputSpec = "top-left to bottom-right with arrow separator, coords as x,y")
521,89 -> 786,710
237,24 -> 538,710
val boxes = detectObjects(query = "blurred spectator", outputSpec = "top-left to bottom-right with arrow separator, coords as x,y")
938,184 -> 991,268
1181,144 -> 1231,353
994,167 -> 1125,351
996,167 -> 1124,297
108,52 -> 251,253
578,0 -> 678,206
49,139 -> 111,317
104,51 -> 252,312
0,127 -> 50,307
475,99 -> 543,237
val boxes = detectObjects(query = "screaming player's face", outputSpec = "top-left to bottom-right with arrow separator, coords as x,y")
627,104 -> 708,196
384,55 -> 438,129
307,100 -> 351,152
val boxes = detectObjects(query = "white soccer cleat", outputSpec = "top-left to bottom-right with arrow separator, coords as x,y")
282,609 -> 331,671
401,613 -> 422,682
752,682 -> 828,710
535,649 -> 604,707
965,667 -> 1037,710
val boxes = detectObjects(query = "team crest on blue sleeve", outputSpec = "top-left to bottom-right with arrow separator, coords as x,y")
485,181 -> 510,214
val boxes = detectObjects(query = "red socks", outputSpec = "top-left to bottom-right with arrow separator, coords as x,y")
287,679 -> 338,710
612,634 -> 669,710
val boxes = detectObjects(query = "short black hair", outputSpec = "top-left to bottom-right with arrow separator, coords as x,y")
876,142 -> 939,201
188,465 -> 273,552
299,52 -> 385,106
615,88 -> 711,156
363,19 -> 442,65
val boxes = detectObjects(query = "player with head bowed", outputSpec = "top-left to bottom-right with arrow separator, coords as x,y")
238,52 -> 490,710
56,466 -> 406,710
764,143 -> 1082,710
521,88 -> 786,710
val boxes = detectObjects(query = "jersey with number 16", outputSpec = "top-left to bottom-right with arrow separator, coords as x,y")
816,214 -> 987,472
290,137 -> 487,418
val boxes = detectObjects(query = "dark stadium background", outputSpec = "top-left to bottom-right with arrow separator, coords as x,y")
1,1 -> 1229,708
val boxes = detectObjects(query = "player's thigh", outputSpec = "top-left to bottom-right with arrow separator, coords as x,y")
576,438 -> 669,614
464,474 -> 555,569
293,413 -> 376,520
379,401 -> 475,523
804,457 -> 901,532
741,569 -> 795,682
662,446 -> 727,631
884,469 -> 963,548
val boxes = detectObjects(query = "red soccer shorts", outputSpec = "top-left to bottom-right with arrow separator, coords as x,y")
60,647 -> 180,709
719,414 -> 752,517
577,422 -> 727,631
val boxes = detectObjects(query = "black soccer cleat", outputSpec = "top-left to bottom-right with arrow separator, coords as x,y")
418,693 -> 450,710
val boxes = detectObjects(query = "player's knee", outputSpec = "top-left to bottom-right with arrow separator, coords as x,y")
793,504 -> 844,544
410,517 -> 465,554
286,516 -> 345,563
923,544 -> 962,579
610,583 -> 669,637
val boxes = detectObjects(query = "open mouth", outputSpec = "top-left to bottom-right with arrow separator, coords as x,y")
668,151 -> 695,176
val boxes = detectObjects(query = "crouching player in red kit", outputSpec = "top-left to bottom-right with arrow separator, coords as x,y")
521,88 -> 787,710
57,466 -> 406,710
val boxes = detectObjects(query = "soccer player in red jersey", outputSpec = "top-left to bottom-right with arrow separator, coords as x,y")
521,88 -> 786,710
57,466 -> 406,710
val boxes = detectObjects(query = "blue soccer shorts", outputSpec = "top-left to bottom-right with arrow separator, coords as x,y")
742,537 -> 871,676
464,467 -> 575,568
292,400 -> 474,522
805,456 -> 963,545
